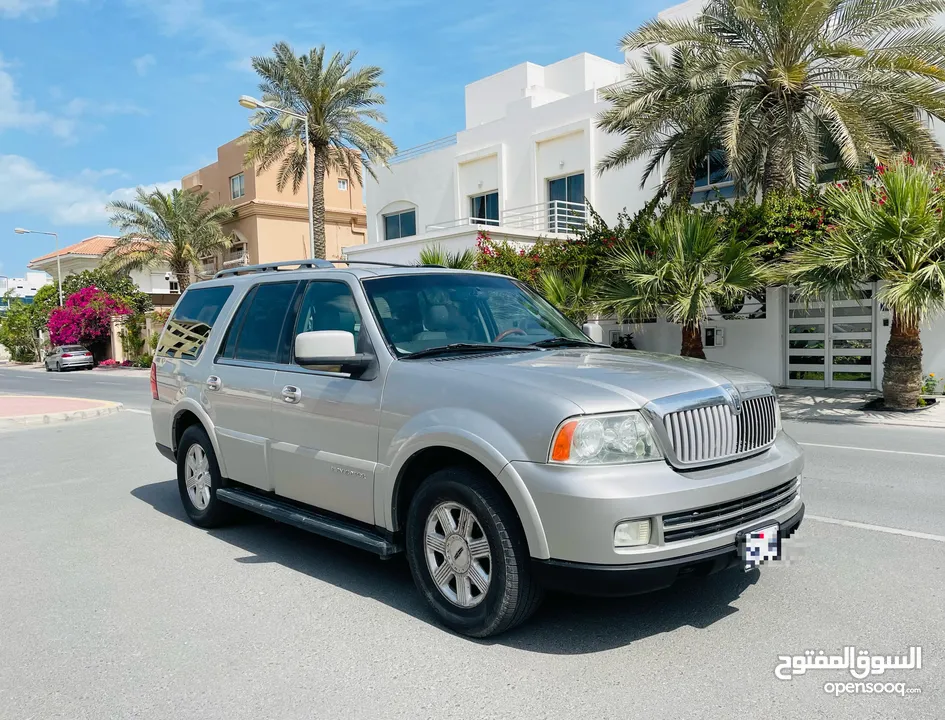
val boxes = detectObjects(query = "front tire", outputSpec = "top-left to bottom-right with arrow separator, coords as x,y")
405,467 -> 543,637
55,362 -> 61,372
176,425 -> 232,528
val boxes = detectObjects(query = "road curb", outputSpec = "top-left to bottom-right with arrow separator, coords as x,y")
780,410 -> 945,430
0,400 -> 123,429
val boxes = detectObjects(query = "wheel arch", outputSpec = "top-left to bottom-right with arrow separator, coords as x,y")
390,440 -> 550,560
170,400 -> 228,477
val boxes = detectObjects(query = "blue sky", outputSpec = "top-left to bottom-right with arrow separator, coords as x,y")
0,0 -> 667,278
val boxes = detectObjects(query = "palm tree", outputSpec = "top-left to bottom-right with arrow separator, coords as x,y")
600,0 -> 945,197
598,210 -> 764,358
242,43 -> 397,259
786,159 -> 945,409
598,48 -> 727,204
417,244 -> 477,269
105,187 -> 235,291
539,264 -> 598,324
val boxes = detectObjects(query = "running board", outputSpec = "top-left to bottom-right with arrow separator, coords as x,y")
216,487 -> 401,558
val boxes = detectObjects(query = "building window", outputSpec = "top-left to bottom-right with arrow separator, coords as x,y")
383,209 -> 417,240
169,279 -> 180,294
470,192 -> 499,226
230,173 -> 245,199
547,173 -> 585,232
692,151 -> 738,203
338,178 -> 349,191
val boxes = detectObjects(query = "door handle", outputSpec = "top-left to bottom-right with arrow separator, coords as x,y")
206,375 -> 222,391
282,385 -> 302,404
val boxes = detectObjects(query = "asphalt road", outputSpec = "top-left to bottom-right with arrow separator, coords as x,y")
0,364 -> 151,410
1,378 -> 943,719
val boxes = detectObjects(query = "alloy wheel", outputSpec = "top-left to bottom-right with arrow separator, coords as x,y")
185,444 -> 212,510
424,501 -> 492,608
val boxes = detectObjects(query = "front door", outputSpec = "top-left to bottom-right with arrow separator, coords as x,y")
269,279 -> 382,525
786,284 -> 876,389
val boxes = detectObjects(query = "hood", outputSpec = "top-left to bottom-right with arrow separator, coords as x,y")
450,347 -> 772,414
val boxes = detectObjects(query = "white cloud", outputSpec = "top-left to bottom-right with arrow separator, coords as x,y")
0,155 -> 179,226
126,0 -> 270,69
0,55 -> 75,139
133,53 -> 156,76
0,0 -> 57,19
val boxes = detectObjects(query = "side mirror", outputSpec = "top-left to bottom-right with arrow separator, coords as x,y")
294,331 -> 370,372
582,322 -> 604,344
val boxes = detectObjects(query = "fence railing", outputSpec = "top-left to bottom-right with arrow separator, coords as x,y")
388,135 -> 458,165
500,200 -> 588,233
425,217 -> 500,232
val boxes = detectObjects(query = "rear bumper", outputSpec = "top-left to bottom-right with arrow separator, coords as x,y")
61,358 -> 93,368
532,503 -> 804,597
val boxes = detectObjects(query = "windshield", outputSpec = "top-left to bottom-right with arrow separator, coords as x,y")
362,273 -> 589,356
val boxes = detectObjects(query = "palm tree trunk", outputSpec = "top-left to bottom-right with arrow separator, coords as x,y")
175,263 -> 192,292
762,141 -> 791,200
883,311 -> 923,409
312,148 -> 327,259
681,323 -> 706,359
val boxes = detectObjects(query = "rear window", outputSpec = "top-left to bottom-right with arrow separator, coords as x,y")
156,285 -> 233,360
62,346 -> 87,351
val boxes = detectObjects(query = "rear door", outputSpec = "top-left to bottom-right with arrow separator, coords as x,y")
269,278 -> 382,524
210,281 -> 299,492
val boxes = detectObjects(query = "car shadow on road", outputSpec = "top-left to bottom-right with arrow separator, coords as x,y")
132,480 -> 759,655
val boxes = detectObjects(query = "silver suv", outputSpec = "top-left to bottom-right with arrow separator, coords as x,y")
151,260 -> 804,637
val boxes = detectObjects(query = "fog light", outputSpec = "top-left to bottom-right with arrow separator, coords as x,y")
614,519 -> 652,548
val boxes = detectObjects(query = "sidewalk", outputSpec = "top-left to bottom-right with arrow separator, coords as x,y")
0,394 -> 123,428
777,388 -> 945,429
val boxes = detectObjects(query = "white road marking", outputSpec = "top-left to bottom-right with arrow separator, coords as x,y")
123,408 -> 150,415
799,442 -> 945,459
807,515 -> 945,543
94,381 -> 118,385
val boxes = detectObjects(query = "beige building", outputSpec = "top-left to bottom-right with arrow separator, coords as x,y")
181,138 -> 368,271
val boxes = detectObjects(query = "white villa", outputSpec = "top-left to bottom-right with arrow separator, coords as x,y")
344,0 -> 945,391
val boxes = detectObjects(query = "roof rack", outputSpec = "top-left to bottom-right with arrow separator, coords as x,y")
214,258 -> 442,278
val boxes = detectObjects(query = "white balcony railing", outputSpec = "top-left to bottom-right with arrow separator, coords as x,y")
501,200 -> 588,234
222,250 -> 249,267
389,135 -> 458,165
426,217 -> 500,232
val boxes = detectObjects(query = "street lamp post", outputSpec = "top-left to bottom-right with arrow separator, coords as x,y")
239,95 -> 316,261
14,228 -> 63,305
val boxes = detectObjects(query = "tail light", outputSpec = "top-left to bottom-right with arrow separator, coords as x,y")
62,353 -> 74,358
150,361 -> 159,400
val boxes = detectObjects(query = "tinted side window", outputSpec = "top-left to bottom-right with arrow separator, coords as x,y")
156,285 -> 233,359
232,282 -> 298,363
293,281 -> 362,353
218,287 -> 256,360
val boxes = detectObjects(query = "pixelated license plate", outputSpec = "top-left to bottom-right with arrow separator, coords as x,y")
739,523 -> 780,571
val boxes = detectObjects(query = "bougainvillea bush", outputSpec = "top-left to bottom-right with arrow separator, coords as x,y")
47,287 -> 130,346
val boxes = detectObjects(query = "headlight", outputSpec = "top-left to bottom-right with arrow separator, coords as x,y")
550,412 -> 662,465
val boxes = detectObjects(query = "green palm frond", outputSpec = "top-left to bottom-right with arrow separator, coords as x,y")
598,209 -> 764,333
598,0 -> 945,196
104,187 -> 235,285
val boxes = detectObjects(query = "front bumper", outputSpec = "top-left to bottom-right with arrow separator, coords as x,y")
506,431 -> 804,566
532,503 -> 804,596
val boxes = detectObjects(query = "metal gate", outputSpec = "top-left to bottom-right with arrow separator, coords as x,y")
786,284 -> 876,389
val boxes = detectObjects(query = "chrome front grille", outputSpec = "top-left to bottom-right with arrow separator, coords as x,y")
662,477 -> 800,542
662,394 -> 778,465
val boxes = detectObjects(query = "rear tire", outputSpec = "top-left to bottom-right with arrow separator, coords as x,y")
405,467 -> 543,637
176,425 -> 233,528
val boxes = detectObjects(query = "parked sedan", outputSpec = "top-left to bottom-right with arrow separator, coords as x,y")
45,345 -> 94,371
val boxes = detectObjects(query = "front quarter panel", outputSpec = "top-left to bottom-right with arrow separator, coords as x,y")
375,359 -> 584,557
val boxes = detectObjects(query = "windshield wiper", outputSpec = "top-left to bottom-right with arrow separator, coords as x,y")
529,337 -> 606,349
402,343 -> 535,359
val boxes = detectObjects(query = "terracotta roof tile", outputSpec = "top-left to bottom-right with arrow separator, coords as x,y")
29,235 -> 119,265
